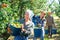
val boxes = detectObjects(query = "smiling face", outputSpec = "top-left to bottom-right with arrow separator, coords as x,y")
40,11 -> 46,19
24,12 -> 29,21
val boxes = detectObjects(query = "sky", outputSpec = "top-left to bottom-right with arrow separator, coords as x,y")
47,0 -> 59,5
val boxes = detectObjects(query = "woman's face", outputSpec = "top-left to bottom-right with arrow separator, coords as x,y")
40,12 -> 45,18
25,12 -> 29,20
48,12 -> 52,16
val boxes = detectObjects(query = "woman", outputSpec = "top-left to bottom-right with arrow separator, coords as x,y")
45,11 -> 55,38
7,9 -> 34,40
14,9 -> 34,40
33,11 -> 46,40
21,9 -> 34,40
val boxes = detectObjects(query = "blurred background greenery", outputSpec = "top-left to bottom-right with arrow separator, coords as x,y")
0,0 -> 60,40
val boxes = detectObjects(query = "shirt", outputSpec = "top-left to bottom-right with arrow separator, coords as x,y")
18,19 -> 34,36
45,15 -> 54,26
32,16 -> 45,27
32,15 -> 38,26
36,16 -> 45,27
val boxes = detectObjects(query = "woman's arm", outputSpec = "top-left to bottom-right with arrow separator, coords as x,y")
21,24 -> 26,32
52,17 -> 56,27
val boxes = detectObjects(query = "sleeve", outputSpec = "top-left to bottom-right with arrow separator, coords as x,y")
31,22 -> 35,28
45,16 -> 48,26
36,16 -> 40,24
32,16 -> 38,26
52,17 -> 54,24
52,17 -> 55,27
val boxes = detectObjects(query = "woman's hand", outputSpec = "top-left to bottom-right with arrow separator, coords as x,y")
7,27 -> 12,33
22,29 -> 26,32
38,23 -> 41,27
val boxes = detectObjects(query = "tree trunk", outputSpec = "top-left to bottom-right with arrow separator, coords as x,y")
18,0 -> 24,19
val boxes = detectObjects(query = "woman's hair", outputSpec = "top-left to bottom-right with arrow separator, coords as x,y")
40,10 -> 46,15
25,9 -> 34,21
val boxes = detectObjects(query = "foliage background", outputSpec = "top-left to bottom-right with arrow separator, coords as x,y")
0,0 -> 60,40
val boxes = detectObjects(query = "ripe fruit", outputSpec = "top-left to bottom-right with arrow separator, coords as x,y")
2,3 -> 7,8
